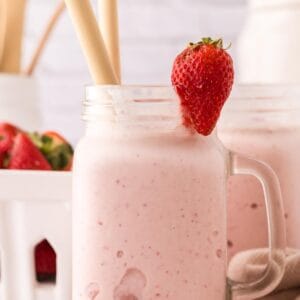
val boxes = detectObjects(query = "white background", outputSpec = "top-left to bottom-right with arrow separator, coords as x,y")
23,0 -> 247,143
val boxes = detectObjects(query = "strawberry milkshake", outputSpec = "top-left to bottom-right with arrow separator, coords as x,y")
218,85 -> 300,258
73,112 -> 228,299
73,41 -> 285,300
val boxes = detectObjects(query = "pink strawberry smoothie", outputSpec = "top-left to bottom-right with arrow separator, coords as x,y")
73,124 -> 228,300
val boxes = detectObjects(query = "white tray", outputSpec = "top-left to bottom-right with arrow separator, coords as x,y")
0,171 -> 72,300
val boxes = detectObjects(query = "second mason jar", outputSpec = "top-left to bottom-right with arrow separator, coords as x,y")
219,85 -> 300,258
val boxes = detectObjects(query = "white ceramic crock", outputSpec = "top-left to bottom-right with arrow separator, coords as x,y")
0,74 -> 42,130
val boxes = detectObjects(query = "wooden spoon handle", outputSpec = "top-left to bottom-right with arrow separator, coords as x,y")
1,0 -> 26,73
0,0 -> 7,68
24,1 -> 65,76
98,0 -> 121,81
64,0 -> 118,84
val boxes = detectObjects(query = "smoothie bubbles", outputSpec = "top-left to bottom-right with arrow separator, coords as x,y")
66,1 -> 286,299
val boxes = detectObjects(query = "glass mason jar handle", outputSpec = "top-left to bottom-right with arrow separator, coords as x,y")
228,152 -> 286,299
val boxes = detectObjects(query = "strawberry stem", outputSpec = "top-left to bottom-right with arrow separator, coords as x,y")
188,37 -> 231,50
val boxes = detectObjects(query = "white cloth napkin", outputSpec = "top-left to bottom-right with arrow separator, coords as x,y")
228,248 -> 300,299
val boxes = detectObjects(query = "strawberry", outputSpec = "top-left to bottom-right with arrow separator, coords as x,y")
0,130 -> 14,154
42,131 -> 73,171
30,131 -> 73,171
171,37 -> 234,135
0,153 -> 4,168
8,133 -> 51,170
35,239 -> 56,282
43,131 -> 67,144
0,122 -> 19,154
0,123 -> 19,167
0,123 -> 73,171
0,122 -> 20,137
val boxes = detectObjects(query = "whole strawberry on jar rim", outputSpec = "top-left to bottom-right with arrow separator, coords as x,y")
171,37 -> 234,135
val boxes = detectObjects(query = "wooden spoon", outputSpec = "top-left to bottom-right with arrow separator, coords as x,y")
24,1 -> 65,76
64,0 -> 118,84
0,0 -> 27,73
98,0 -> 121,81
0,0 -> 7,68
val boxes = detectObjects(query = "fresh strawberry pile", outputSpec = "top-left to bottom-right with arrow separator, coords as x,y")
171,37 -> 234,135
0,123 -> 73,171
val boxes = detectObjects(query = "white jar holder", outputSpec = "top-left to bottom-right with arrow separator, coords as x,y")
0,171 -> 72,300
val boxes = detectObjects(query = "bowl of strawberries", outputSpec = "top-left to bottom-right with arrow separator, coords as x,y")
0,122 -> 72,300
0,123 -> 73,171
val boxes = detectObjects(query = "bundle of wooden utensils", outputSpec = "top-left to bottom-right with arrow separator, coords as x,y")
0,0 -> 65,76
64,0 -> 121,85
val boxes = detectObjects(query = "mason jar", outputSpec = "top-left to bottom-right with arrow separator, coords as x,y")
73,85 -> 286,300
219,85 -> 300,258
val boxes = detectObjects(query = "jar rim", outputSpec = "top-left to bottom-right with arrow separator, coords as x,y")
86,83 -> 300,100
83,85 -> 182,132
85,85 -> 177,100
231,84 -> 300,99
220,85 -> 300,130
84,84 -> 300,133
84,84 -> 300,115
84,85 -> 221,137
84,85 -> 179,111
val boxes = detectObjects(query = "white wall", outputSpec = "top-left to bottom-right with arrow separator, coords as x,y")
23,0 -> 247,143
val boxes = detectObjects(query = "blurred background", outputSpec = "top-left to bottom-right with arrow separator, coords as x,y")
22,0 -> 247,143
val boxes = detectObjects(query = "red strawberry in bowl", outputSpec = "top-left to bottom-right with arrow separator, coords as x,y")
0,123 -> 74,171
0,123 -> 20,167
171,37 -> 234,135
0,122 -> 20,137
0,130 -> 14,154
0,122 -> 19,153
30,131 -> 74,171
8,133 -> 51,170
42,131 -> 73,171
